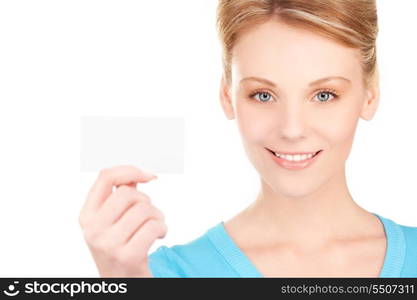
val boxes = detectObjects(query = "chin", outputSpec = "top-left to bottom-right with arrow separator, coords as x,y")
264,175 -> 324,199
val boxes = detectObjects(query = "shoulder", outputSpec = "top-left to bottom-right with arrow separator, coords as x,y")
399,224 -> 417,239
376,213 -> 417,244
374,213 -> 417,277
389,218 -> 417,277
394,220 -> 417,249
398,223 -> 417,251
148,223 -> 237,277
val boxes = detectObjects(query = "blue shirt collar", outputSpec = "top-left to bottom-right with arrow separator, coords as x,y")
207,212 -> 405,277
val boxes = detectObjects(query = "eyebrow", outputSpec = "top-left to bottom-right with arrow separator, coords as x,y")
239,76 -> 351,87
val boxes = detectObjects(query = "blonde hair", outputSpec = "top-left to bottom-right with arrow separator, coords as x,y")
216,0 -> 379,89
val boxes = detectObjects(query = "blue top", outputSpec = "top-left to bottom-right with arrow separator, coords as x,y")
148,213 -> 417,277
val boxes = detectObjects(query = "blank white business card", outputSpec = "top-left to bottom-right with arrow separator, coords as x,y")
80,116 -> 184,174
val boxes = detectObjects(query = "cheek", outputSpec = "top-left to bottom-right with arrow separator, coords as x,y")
316,106 -> 360,162
320,114 -> 357,143
235,103 -> 271,144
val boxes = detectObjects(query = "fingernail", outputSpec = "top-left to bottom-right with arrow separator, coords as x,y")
142,170 -> 156,178
144,172 -> 157,179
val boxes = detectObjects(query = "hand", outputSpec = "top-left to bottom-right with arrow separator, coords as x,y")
79,165 -> 167,277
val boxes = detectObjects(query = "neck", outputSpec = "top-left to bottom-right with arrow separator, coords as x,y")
244,169 -> 372,246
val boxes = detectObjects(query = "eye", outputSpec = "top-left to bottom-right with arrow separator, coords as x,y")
250,91 -> 274,103
314,90 -> 339,103
249,89 -> 340,104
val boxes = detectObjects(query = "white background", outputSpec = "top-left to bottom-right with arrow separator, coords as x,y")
0,0 -> 416,276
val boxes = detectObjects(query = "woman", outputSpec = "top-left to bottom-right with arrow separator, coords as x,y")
79,0 -> 417,277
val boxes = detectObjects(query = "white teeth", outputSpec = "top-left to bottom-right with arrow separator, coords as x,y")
284,154 -> 293,161
274,152 -> 314,161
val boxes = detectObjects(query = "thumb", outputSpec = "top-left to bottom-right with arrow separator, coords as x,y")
115,175 -> 157,191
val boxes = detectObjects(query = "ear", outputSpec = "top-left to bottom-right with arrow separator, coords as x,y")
360,72 -> 380,121
219,74 -> 235,120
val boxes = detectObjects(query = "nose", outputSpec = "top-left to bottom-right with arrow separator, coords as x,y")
278,101 -> 307,141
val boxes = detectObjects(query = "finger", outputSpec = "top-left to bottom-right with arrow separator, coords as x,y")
82,165 -> 157,215
97,185 -> 151,227
115,182 -> 137,190
123,219 -> 168,258
110,201 -> 163,245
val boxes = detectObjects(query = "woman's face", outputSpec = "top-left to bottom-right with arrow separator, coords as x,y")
220,19 -> 379,198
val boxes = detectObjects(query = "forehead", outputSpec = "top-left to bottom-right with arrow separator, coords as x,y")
231,20 -> 361,85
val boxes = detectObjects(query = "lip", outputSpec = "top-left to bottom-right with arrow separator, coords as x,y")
266,148 -> 323,170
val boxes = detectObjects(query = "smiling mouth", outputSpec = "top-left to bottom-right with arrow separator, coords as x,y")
266,148 -> 322,157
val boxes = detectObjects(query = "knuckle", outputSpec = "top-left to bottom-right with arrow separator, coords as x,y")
134,202 -> 152,216
152,206 -> 165,221
83,227 -> 99,244
97,169 -> 112,186
78,211 -> 92,228
149,219 -> 168,239
125,196 -> 139,207
160,221 -> 168,237
89,237 -> 103,251
146,219 -> 161,234
137,191 -> 151,202
98,168 -> 110,180
79,214 -> 95,231
155,221 -> 168,238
